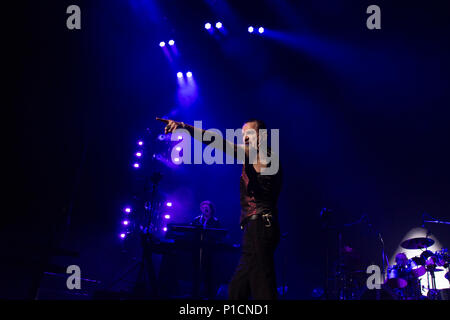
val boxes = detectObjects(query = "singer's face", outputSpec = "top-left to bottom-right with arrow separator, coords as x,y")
242,121 -> 258,151
200,204 -> 212,218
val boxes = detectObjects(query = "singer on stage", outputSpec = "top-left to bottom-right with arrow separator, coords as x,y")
156,117 -> 282,299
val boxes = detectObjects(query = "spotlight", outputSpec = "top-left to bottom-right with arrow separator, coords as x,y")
136,152 -> 142,157
186,71 -> 193,78
133,163 -> 140,168
163,227 -> 167,232
168,40 -> 175,46
166,202 -> 173,207
138,140 -> 143,146
248,26 -> 254,33
215,22 -> 223,29
205,23 -> 212,30
119,233 -> 126,239
124,207 -> 132,213
258,27 -> 264,34
122,220 -> 130,226
159,41 -> 165,47
158,134 -> 170,141
164,214 -> 171,220
177,72 -> 183,79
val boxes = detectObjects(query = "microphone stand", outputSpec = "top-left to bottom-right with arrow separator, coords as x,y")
105,172 -> 162,298
379,232 -> 388,291
362,215 -> 386,299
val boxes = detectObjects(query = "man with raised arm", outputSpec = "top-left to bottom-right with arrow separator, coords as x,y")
156,117 -> 282,300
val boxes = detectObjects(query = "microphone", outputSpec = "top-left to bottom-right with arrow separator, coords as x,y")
378,232 -> 384,245
421,212 -> 427,228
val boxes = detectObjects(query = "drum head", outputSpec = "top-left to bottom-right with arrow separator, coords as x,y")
386,266 -> 408,288
410,260 -> 426,277
386,278 -> 408,289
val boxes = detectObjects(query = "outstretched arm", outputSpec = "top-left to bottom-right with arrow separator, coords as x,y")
155,117 -> 244,160
156,117 -> 204,139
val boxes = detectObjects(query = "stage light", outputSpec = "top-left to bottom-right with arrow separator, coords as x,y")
133,163 -> 140,168
166,202 -> 173,207
216,22 -> 223,29
186,71 -> 193,78
258,27 -> 264,34
163,227 -> 167,232
168,40 -> 175,46
122,220 -> 130,226
136,152 -> 142,157
119,233 -> 126,239
124,207 -> 132,213
248,26 -> 254,33
158,134 -> 170,141
177,72 -> 183,79
138,140 -> 143,146
205,23 -> 212,30
159,41 -> 165,47
164,214 -> 171,220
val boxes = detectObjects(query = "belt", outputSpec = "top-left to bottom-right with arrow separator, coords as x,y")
241,213 -> 274,229
247,214 -> 261,221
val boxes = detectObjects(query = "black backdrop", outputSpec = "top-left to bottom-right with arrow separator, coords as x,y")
3,0 -> 450,299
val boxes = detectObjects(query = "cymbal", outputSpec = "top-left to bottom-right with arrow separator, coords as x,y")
401,237 -> 434,249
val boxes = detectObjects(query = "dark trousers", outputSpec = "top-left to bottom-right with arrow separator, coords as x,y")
228,216 -> 280,300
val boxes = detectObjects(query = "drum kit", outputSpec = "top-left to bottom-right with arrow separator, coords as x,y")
322,210 -> 449,300
385,237 -> 450,300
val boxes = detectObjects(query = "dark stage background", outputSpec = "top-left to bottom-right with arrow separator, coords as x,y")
3,0 -> 450,299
